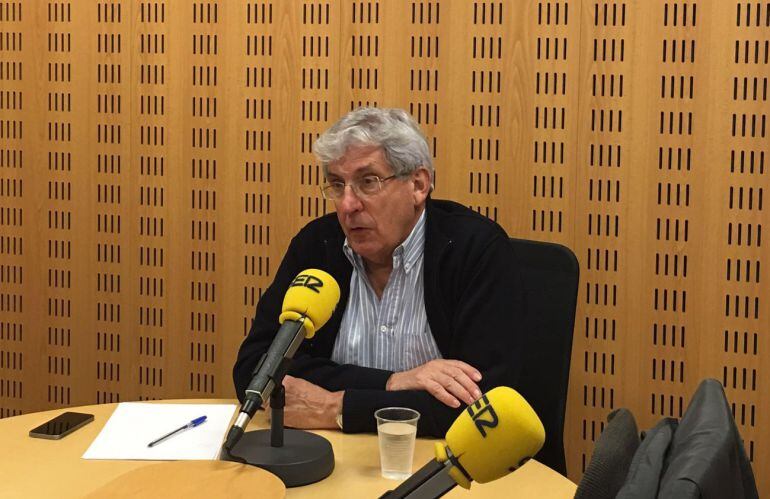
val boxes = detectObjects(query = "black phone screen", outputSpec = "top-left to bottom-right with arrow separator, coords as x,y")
29,412 -> 94,440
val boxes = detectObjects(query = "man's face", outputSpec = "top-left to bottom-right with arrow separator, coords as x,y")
326,145 -> 430,267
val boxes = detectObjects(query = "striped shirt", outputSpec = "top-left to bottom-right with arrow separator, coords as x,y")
330,210 -> 442,372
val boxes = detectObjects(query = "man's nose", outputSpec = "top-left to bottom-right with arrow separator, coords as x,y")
336,185 -> 363,213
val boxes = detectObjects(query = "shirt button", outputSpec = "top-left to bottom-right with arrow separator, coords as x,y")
380,325 -> 388,333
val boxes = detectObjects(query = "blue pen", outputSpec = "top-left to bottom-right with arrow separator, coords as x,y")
147,415 -> 207,448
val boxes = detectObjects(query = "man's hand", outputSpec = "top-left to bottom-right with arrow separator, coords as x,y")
273,375 -> 343,430
385,359 -> 483,408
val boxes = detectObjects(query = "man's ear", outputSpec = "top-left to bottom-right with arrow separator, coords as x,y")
412,167 -> 432,203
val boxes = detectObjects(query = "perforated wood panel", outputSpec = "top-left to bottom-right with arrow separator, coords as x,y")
714,0 -> 768,472
566,0 -> 769,486
0,1 -> 767,490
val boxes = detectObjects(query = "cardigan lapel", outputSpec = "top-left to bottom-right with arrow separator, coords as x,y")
422,199 -> 453,355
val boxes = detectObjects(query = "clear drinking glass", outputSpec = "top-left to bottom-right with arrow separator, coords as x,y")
375,407 -> 420,480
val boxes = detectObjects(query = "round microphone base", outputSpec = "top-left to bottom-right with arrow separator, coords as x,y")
223,429 -> 335,487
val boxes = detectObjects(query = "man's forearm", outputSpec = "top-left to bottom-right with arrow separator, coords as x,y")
289,355 -> 394,391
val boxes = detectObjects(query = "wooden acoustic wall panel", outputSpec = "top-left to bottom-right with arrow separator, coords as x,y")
462,1 -> 507,223
39,1 -> 77,411
525,0 -> 579,244
712,0 -> 769,477
179,1 -> 223,397
643,0 -> 703,428
342,1 -> 382,110
133,1 -> 167,400
29,2 -> 96,412
93,0 -> 132,405
570,0 -> 633,473
134,1 -> 169,401
223,1 -> 281,385
404,2 -> 440,185
569,2 -> 768,492
297,1 -> 339,225
0,0 -> 22,417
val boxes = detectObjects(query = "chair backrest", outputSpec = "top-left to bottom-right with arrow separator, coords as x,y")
510,238 -> 579,475
576,408 -> 640,499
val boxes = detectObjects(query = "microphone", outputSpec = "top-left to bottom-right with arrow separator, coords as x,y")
224,269 -> 340,451
380,386 -> 545,498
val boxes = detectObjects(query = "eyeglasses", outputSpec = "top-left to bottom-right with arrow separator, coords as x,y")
320,174 -> 399,200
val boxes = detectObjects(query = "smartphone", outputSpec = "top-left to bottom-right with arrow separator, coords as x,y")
29,411 -> 94,440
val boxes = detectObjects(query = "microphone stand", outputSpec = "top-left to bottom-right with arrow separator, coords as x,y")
222,380 -> 335,487
270,384 -> 285,447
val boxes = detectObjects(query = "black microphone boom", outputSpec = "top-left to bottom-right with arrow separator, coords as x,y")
245,317 -> 306,404
379,451 -> 464,499
223,316 -> 307,451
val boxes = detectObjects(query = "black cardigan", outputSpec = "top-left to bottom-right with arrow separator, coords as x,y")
233,199 -> 524,437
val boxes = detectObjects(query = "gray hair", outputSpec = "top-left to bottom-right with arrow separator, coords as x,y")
313,107 -> 434,183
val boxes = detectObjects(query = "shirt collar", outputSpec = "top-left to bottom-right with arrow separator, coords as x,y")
343,208 -> 427,273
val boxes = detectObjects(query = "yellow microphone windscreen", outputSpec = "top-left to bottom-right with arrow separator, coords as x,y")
443,386 -> 545,485
279,269 -> 340,338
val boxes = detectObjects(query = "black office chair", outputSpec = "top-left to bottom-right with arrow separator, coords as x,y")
510,238 -> 579,476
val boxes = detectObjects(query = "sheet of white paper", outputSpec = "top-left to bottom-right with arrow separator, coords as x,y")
82,403 -> 237,460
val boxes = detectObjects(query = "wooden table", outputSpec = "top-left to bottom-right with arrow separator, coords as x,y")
0,400 -> 577,498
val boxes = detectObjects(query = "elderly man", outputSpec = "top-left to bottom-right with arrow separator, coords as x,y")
233,108 -> 523,437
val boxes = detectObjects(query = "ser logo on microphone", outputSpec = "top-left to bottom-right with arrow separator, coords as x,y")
290,274 -> 324,293
466,394 -> 499,438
